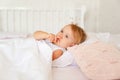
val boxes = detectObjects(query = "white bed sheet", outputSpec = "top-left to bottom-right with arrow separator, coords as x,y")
0,37 -> 52,80
52,66 -> 88,80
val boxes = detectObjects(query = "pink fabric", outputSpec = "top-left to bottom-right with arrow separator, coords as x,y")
68,41 -> 120,80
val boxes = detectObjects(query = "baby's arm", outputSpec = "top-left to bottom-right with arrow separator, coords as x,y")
33,31 -> 55,42
52,49 -> 63,60
33,31 -> 49,40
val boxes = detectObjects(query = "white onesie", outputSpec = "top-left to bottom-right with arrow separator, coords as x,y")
37,40 -> 65,61
37,40 -> 75,67
44,40 -> 66,52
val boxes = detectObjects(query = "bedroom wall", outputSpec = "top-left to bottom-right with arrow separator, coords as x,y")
98,0 -> 120,34
0,0 -> 120,34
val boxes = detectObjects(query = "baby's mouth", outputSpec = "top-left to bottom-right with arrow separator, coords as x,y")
56,37 -> 59,42
55,37 -> 60,44
53,37 -> 60,44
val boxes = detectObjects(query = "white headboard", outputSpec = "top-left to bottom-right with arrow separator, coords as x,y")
0,6 -> 86,34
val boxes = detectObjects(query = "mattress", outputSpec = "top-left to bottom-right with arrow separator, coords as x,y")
52,66 -> 88,80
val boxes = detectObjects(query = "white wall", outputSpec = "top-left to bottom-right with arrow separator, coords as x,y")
98,0 -> 120,34
0,0 -> 120,34
0,0 -> 74,9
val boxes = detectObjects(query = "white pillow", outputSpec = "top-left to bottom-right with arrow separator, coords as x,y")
109,34 -> 120,50
84,32 -> 120,49
85,32 -> 110,44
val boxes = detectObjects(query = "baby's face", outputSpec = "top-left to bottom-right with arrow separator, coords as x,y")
55,25 -> 76,48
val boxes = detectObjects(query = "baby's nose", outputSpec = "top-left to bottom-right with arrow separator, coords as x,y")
58,34 -> 63,39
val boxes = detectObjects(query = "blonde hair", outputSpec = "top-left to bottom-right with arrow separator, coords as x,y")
68,24 -> 87,44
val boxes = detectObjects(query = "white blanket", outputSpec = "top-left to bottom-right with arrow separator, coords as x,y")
0,37 -> 52,80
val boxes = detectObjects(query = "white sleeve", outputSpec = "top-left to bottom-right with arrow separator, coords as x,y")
52,51 -> 74,67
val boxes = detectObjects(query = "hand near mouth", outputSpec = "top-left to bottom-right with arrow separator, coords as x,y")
52,37 -> 59,43
47,33 -> 56,42
47,34 -> 60,44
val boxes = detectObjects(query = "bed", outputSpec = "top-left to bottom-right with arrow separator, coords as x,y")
0,7 -> 120,80
52,66 -> 88,80
52,32 -> 120,80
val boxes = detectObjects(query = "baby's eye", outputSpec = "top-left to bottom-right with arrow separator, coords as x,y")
65,35 -> 68,38
61,30 -> 63,33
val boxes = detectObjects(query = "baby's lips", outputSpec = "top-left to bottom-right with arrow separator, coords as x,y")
55,37 -> 59,42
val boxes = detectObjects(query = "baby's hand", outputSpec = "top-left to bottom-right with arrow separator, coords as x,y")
47,33 -> 56,42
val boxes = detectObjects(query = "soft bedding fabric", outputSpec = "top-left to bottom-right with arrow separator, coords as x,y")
68,41 -> 120,80
0,37 -> 52,80
52,51 -> 74,67
52,66 -> 88,80
86,32 -> 120,49
0,32 -> 28,39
